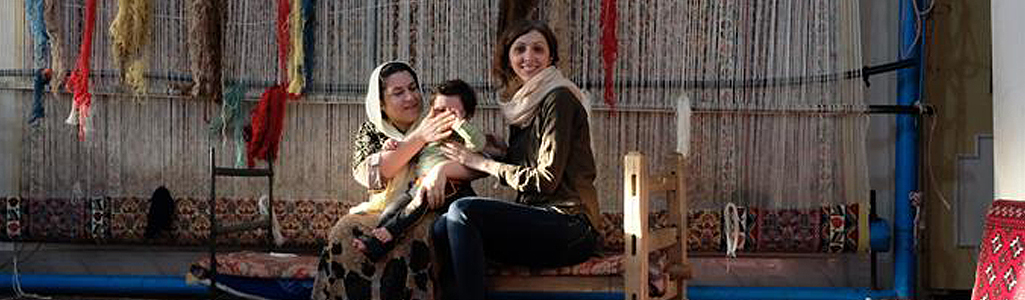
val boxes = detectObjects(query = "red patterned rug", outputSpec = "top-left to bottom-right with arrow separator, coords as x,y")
973,200 -> 1025,300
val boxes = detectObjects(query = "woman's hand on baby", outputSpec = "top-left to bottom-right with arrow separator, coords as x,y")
418,164 -> 448,209
441,142 -> 494,174
408,110 -> 457,145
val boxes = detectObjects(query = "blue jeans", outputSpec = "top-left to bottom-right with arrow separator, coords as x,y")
432,197 -> 600,300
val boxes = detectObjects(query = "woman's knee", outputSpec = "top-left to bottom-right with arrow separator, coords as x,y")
445,197 -> 483,224
431,215 -> 448,240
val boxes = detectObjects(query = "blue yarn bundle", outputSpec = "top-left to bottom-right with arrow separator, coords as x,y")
302,0 -> 315,86
209,85 -> 248,167
26,0 -> 50,125
28,69 -> 47,125
26,0 -> 49,68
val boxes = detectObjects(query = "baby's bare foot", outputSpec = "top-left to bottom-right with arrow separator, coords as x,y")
352,239 -> 366,252
372,228 -> 393,243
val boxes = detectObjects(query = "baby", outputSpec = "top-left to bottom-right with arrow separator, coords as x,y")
354,79 -> 485,261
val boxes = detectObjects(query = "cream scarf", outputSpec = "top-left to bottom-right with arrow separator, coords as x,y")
500,66 -> 589,127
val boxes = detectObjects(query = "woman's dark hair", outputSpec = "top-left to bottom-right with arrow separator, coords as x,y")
378,62 -> 420,101
432,79 -> 478,119
492,19 -> 560,89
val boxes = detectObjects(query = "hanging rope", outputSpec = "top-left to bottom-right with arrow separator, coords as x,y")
600,0 -> 618,109
110,0 -> 152,96
187,0 -> 224,102
65,0 -> 97,141
246,85 -> 290,168
723,202 -> 744,257
43,0 -> 64,97
276,0 -> 291,85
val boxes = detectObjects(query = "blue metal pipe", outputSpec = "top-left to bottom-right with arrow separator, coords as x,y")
895,0 -> 923,298
689,286 -> 899,300
0,273 -> 208,296
491,287 -> 900,300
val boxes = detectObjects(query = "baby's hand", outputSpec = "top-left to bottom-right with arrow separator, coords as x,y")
383,138 -> 400,151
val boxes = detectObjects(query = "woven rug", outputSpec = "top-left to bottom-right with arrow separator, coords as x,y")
973,200 -> 1025,300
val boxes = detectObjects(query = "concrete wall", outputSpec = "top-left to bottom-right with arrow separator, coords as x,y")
992,0 -> 1024,200
923,0 -> 993,290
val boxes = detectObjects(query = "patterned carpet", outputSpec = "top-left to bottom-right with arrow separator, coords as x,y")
2,196 -> 864,253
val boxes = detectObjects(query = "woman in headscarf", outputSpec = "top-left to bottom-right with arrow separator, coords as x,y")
434,20 -> 601,300
312,61 -> 474,300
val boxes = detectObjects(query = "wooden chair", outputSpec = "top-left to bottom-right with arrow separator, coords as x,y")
487,152 -> 692,300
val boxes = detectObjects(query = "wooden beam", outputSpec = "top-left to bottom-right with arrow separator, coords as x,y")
667,263 -> 693,280
624,152 -> 650,300
676,153 -> 690,300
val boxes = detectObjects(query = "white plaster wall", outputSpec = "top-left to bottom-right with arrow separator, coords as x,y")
992,0 -> 1025,201
0,4 -> 25,197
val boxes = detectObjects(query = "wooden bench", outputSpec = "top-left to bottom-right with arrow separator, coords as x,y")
488,152 -> 693,300
189,151 -> 692,300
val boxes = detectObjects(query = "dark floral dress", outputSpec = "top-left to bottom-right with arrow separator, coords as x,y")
312,122 -> 470,300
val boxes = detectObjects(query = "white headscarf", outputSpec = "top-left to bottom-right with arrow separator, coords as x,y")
364,61 -> 424,140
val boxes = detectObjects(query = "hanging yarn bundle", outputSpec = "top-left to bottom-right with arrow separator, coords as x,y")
26,0 -> 49,125
187,0 -> 224,102
26,0 -> 49,69
301,0 -> 315,88
600,0 -> 618,109
498,0 -> 538,40
286,0 -> 305,94
246,85 -> 290,167
276,0 -> 290,85
65,0 -> 97,141
43,0 -> 64,97
241,0 -> 308,168
110,0 -> 152,96
29,69 -> 49,125
209,85 -> 247,167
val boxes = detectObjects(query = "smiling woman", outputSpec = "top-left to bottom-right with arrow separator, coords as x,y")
432,20 -> 602,300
